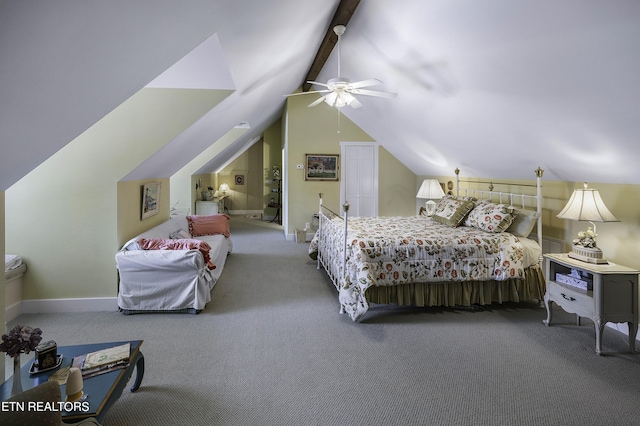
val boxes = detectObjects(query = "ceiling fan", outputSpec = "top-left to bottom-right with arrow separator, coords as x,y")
286,25 -> 397,109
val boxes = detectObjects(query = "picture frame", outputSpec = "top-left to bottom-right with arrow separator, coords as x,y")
305,154 -> 339,181
235,174 -> 245,185
141,182 -> 161,220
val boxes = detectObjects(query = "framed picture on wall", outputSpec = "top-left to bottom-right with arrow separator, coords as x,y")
235,174 -> 245,185
141,182 -> 161,220
305,154 -> 339,181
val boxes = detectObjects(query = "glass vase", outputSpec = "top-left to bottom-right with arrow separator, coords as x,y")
11,354 -> 23,397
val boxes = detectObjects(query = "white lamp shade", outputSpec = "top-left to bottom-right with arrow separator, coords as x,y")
556,183 -> 619,223
219,183 -> 230,193
416,179 -> 445,199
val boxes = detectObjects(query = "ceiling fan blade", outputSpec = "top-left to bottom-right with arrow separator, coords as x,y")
283,90 -> 329,98
350,88 -> 397,99
307,95 -> 330,108
349,97 -> 363,109
307,80 -> 330,88
349,78 -> 382,89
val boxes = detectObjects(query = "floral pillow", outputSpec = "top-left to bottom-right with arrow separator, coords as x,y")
464,200 -> 515,233
432,196 -> 476,227
448,195 -> 477,202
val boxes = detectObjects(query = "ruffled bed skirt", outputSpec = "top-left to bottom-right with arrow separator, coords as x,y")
364,264 -> 545,308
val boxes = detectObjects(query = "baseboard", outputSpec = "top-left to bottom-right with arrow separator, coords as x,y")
229,209 -> 263,215
21,297 -> 118,314
5,302 -> 22,322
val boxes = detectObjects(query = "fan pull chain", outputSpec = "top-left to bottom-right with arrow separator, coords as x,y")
337,108 -> 341,133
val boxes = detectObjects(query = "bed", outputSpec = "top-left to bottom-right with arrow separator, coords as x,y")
310,168 -> 546,321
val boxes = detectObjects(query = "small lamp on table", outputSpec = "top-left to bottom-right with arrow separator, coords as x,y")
417,179 -> 445,216
556,182 -> 620,264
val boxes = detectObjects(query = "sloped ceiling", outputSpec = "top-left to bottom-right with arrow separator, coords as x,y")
0,0 -> 341,189
2,0 -> 640,190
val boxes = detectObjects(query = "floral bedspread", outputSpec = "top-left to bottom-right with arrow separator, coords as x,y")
310,215 -> 526,321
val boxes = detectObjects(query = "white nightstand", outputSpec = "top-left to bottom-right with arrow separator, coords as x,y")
195,197 -> 226,215
543,253 -> 639,355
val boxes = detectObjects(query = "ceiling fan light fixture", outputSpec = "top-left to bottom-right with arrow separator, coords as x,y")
288,24 -> 397,109
339,92 -> 355,107
324,92 -> 338,107
334,95 -> 349,108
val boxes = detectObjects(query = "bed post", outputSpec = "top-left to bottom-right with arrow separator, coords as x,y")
343,202 -> 350,277
455,168 -> 460,196
535,167 -> 544,265
317,193 -> 323,269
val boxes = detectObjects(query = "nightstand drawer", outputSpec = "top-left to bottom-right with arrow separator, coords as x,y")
548,281 -> 592,315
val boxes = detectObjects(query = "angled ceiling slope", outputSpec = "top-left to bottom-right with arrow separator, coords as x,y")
146,34 -> 235,90
122,33 -> 237,182
0,0 -> 222,191
126,0 -> 343,179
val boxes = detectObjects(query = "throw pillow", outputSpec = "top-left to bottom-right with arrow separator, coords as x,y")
432,196 -> 475,227
464,200 -> 515,233
187,214 -> 231,238
506,208 -> 540,237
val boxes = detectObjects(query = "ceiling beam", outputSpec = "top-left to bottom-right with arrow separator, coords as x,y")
302,0 -> 361,92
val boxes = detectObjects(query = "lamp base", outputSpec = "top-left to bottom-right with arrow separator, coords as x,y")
425,200 -> 437,216
568,246 -> 608,264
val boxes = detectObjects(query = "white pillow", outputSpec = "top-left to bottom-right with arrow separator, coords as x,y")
506,209 -> 540,237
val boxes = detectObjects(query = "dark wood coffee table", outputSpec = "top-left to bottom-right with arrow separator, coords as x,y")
0,340 -> 144,423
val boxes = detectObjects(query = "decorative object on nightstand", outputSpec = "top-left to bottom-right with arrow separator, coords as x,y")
556,182 -> 619,264
416,179 -> 445,216
543,253 -> 638,355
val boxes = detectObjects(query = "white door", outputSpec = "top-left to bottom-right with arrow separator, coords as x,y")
341,142 -> 378,217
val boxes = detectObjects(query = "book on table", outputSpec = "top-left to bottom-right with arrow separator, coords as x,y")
72,343 -> 131,378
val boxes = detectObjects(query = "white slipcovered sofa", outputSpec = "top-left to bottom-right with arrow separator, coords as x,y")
5,254 -> 26,321
116,215 -> 232,314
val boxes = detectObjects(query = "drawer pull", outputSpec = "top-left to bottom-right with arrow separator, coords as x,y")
561,293 -> 576,302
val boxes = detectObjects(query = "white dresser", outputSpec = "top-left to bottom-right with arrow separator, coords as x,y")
195,198 -> 225,215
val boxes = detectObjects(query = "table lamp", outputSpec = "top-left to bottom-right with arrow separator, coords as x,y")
219,183 -> 229,196
416,179 -> 445,216
556,182 -> 619,264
